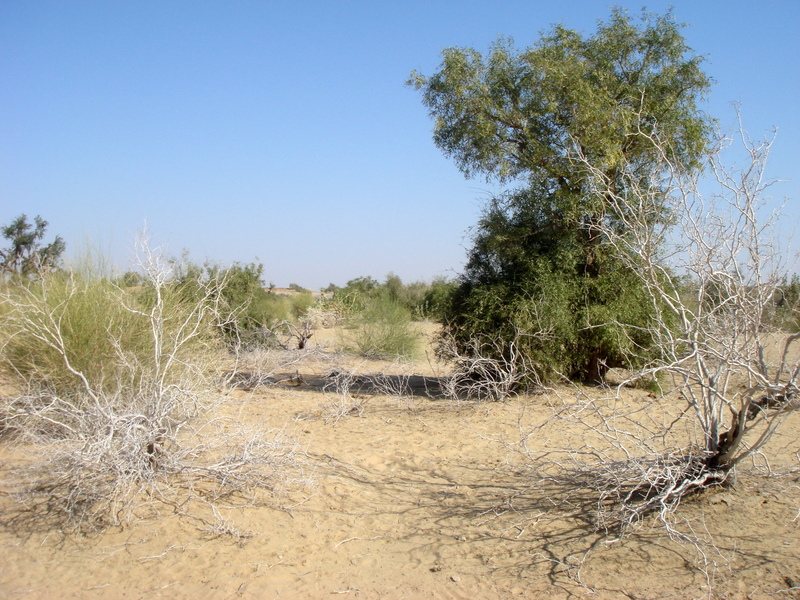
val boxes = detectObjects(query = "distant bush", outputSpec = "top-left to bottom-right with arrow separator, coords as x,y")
341,296 -> 421,360
417,276 -> 457,321
770,274 -> 800,332
173,260 -> 315,348
325,273 -> 456,322
324,276 -> 380,316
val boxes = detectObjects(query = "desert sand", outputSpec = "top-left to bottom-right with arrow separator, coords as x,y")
1,325 -> 799,599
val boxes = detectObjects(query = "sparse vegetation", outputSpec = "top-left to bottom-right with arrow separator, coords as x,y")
316,273 -> 453,360
771,274 -> 800,332
323,273 -> 456,322
4,4 -> 799,598
340,296 -> 421,360
171,259 -> 315,349
513,120 -> 800,560
0,238 -> 311,533
405,8 -> 800,583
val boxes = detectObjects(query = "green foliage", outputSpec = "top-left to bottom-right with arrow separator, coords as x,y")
117,270 -> 145,287
1,214 -> 65,276
325,273 -> 456,322
327,276 -> 381,315
408,8 -> 711,186
214,262 -> 274,337
340,296 -> 421,360
419,276 -> 457,321
172,260 -> 315,347
0,243 -> 308,534
0,269 -> 215,401
411,8 -> 712,383
770,274 -> 800,332
250,288 -> 314,332
443,202 -> 666,383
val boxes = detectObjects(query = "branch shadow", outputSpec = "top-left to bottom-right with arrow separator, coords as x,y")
310,452 -> 796,598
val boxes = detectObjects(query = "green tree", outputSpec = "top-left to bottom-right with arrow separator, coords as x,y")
1,214 -> 66,276
420,276 -> 457,321
410,8 -> 712,383
171,259 -> 311,348
332,276 -> 380,315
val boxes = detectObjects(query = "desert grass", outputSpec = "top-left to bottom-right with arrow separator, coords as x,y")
0,239 -> 313,535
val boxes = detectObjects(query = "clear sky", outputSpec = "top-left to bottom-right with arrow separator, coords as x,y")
2,1 -> 798,289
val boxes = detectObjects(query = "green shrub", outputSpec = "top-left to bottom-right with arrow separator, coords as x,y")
172,261 -> 317,348
440,195 -> 670,385
770,274 -> 800,332
418,276 -> 457,321
0,242 -> 307,533
324,274 -> 456,323
326,276 -> 380,316
287,289 -> 315,320
341,297 -> 421,360
0,269 -> 218,401
2,273 -> 146,397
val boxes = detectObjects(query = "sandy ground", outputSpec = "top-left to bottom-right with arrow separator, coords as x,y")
1,325 -> 799,599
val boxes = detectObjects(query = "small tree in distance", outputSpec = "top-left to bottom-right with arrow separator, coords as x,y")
1,214 -> 65,276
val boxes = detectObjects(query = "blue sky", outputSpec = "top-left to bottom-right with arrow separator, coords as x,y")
2,1 -> 798,289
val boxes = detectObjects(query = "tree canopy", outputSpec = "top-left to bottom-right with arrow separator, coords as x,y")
410,8 -> 713,383
409,8 -> 711,188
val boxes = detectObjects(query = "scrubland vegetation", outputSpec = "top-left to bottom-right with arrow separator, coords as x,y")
0,238 -> 317,534
410,6 -> 800,531
1,7 -> 800,599
0,224 -> 454,535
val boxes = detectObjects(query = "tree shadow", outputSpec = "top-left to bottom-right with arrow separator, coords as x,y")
231,369 -> 451,400
310,453 -> 795,598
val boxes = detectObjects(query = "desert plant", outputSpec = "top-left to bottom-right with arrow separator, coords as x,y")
438,328 -> 539,402
410,8 -> 713,384
325,276 -> 380,317
171,260 -> 317,350
325,274 -> 450,321
170,258 -> 319,380
340,297 -> 421,360
522,118 -> 800,539
770,274 -> 800,332
319,367 -> 366,423
1,214 -> 65,276
0,270 -> 212,401
418,276 -> 457,321
0,237 -> 310,533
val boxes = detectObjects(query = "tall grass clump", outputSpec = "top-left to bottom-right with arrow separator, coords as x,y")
1,273 -> 213,402
341,297 -> 421,360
